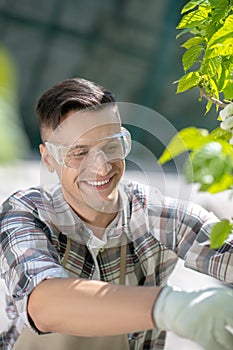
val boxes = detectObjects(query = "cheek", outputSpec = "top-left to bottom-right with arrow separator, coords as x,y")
115,160 -> 125,176
60,168 -> 79,186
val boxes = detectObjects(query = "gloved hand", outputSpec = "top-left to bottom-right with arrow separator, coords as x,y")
153,286 -> 233,350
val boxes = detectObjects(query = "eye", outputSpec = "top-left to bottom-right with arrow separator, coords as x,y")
103,140 -> 122,154
67,146 -> 89,159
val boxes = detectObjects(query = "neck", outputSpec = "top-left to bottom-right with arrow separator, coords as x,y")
79,208 -> 118,239
63,192 -> 118,238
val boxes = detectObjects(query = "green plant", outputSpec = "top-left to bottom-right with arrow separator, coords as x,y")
159,0 -> 233,248
0,45 -> 29,163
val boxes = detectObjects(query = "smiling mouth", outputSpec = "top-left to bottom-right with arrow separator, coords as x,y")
86,177 -> 111,187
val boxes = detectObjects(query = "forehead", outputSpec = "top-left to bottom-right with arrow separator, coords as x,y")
48,104 -> 121,144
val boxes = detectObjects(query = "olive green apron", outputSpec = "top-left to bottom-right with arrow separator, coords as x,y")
13,236 -> 130,350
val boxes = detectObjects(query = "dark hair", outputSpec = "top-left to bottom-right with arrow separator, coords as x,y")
36,78 -> 115,139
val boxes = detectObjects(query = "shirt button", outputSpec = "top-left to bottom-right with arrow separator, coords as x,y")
99,247 -> 105,253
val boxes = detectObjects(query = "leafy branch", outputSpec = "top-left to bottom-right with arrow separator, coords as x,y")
199,86 -> 227,108
176,0 -> 233,113
159,0 -> 233,248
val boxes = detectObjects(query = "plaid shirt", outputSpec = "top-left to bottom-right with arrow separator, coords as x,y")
0,181 -> 232,350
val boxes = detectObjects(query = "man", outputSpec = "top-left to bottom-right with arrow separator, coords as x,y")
0,78 -> 232,350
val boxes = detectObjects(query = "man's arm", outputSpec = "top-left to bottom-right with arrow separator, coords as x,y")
28,277 -> 159,336
28,278 -> 233,350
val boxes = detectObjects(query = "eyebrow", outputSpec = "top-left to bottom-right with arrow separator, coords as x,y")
68,144 -> 89,149
66,134 -> 121,149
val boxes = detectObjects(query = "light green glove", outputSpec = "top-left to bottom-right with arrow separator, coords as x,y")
153,286 -> 233,350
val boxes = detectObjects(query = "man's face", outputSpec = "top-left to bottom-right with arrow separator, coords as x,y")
42,105 -> 126,215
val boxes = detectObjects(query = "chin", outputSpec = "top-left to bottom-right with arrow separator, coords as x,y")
88,192 -> 118,213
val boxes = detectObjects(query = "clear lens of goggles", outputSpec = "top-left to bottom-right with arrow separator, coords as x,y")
45,127 -> 131,169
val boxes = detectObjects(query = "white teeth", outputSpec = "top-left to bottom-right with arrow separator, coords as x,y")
87,178 -> 110,186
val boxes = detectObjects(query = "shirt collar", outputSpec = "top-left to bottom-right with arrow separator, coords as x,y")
38,183 -> 130,246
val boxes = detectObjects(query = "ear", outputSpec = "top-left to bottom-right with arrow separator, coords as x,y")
39,144 -> 55,173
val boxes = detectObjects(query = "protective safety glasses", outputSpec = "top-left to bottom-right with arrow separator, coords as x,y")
45,127 -> 131,169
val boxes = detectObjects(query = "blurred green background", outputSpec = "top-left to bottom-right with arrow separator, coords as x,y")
0,0 -> 219,161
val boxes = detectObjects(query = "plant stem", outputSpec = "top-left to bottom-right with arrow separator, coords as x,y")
199,86 -> 227,108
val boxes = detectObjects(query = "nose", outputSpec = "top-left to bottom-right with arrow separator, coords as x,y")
93,151 -> 112,175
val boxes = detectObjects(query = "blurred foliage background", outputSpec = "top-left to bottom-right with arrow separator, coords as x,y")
0,46 -> 29,162
0,0 -> 219,161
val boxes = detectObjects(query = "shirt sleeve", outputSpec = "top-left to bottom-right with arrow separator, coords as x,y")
145,185 -> 233,285
166,197 -> 233,285
0,204 -> 69,331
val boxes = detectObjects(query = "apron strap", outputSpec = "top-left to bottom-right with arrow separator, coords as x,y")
61,236 -> 71,268
119,234 -> 127,285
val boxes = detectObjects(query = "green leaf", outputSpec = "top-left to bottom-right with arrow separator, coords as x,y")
208,173 -> 233,193
183,141 -> 233,191
210,127 -> 232,141
158,127 -> 210,164
176,71 -> 201,93
208,14 -> 233,46
210,219 -> 233,249
200,56 -> 222,80
207,39 -> 233,58
211,0 -> 229,23
181,0 -> 207,14
214,139 -> 233,161
208,78 -> 219,99
176,28 -> 192,39
218,65 -> 227,91
205,99 -> 213,114
209,0 -> 223,6
182,45 -> 204,71
177,7 -> 210,29
182,36 -> 205,49
223,79 -> 233,99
